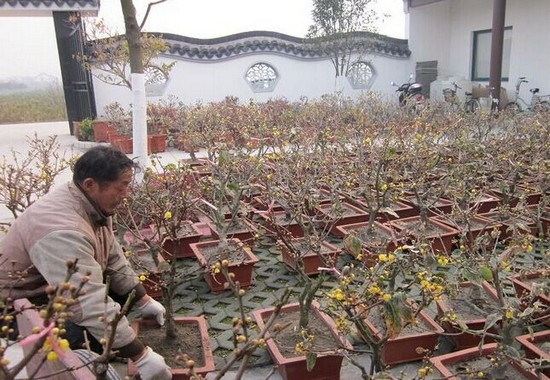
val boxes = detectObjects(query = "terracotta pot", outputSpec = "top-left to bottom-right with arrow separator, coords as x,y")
190,238 -> 259,293
480,210 -> 537,241
429,343 -> 548,380
335,221 -> 401,266
527,205 -> 550,237
388,216 -> 459,254
128,245 -> 167,298
436,281 -> 500,350
471,193 -> 501,214
206,217 -> 258,246
157,223 -> 204,259
315,202 -> 369,237
351,197 -> 417,221
516,330 -> 550,377
401,195 -> 453,216
92,121 -> 116,143
278,237 -> 340,275
510,270 -> 550,325
432,214 -> 498,249
360,303 -> 444,366
259,210 -> 308,238
129,316 -> 215,380
251,302 -> 353,380
148,134 -> 167,153
110,136 -> 133,154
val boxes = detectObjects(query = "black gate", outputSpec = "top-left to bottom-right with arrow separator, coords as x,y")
53,11 -> 96,135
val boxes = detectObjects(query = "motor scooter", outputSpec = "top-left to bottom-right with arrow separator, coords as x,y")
391,75 -> 425,111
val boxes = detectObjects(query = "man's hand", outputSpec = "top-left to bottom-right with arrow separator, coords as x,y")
134,347 -> 172,380
138,296 -> 166,326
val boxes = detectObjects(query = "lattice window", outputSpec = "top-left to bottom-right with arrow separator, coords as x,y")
246,63 -> 278,92
347,62 -> 375,89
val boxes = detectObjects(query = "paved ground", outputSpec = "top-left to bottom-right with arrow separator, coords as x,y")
1,121 -> 425,379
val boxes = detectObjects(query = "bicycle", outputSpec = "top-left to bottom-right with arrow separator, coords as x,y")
503,77 -> 550,115
442,82 -> 481,113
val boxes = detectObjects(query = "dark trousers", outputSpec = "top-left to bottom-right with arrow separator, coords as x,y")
50,292 -> 131,354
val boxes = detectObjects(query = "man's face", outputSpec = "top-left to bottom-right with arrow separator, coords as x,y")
85,169 -> 133,216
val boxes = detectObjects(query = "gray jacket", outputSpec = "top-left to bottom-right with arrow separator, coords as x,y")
0,181 -> 140,349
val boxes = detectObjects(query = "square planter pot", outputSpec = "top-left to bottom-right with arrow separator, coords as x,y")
156,223 -> 204,259
510,270 -> 550,325
401,195 -> 453,216
360,303 -> 444,366
388,216 -> 459,255
148,133 -> 167,153
278,237 -> 340,275
430,343 -> 548,380
129,316 -> 215,380
206,217 -> 258,246
335,221 -> 401,266
516,330 -> 550,377
480,210 -> 537,241
251,302 -> 353,380
432,214 -> 499,250
315,202 -> 369,237
92,121 -> 116,143
436,281 -> 500,350
190,238 -> 259,293
259,210 -> 308,238
128,245 -> 167,298
353,198 -> 417,221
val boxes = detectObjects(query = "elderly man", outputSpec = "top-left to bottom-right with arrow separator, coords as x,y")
0,146 -> 171,380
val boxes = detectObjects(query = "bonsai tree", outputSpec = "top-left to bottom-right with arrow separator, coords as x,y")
117,157 -> 202,339
0,134 -> 73,222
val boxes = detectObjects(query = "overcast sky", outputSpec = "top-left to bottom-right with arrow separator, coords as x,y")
0,0 -> 406,79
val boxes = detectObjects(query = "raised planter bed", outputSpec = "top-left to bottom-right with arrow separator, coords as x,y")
278,237 -> 340,275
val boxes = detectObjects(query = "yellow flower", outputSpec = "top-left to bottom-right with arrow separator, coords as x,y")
139,275 -> 147,282
47,351 -> 58,361
368,284 -> 381,295
164,211 -> 172,220
382,293 -> 392,302
505,310 -> 513,319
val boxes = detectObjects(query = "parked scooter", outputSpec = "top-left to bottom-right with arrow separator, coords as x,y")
391,75 -> 425,111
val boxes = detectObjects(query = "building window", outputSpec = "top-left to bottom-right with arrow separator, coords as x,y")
347,61 -> 375,89
246,63 -> 278,92
472,27 -> 512,81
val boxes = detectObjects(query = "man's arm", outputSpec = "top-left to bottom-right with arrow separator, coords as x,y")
29,230 -> 138,349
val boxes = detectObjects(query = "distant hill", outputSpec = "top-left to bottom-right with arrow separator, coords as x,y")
0,74 -> 61,95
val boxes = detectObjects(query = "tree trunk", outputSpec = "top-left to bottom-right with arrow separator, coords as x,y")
120,0 -> 148,173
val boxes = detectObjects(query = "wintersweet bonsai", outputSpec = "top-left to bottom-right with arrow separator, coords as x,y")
116,157 -> 202,339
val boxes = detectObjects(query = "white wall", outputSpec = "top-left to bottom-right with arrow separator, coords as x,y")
409,0 -> 550,101
92,51 -> 413,115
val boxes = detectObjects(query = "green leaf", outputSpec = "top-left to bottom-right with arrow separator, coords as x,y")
306,352 -> 317,372
343,235 -> 362,257
158,262 -> 171,271
479,265 -> 493,281
380,207 -> 399,219
483,313 -> 500,331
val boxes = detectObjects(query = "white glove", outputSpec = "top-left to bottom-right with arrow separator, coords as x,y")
138,297 -> 166,326
134,347 -> 172,380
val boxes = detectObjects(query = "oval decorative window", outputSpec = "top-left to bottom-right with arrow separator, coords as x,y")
347,61 -> 375,90
245,63 -> 278,92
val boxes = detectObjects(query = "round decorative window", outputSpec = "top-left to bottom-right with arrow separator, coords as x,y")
246,63 -> 278,92
347,62 -> 375,90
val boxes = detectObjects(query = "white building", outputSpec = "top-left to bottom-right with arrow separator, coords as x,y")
405,0 -> 550,104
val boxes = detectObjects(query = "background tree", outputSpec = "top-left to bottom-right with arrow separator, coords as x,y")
307,0 -> 381,78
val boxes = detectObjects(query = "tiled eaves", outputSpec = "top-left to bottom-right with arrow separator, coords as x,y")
157,30 -> 411,61
0,0 -> 98,10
